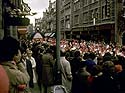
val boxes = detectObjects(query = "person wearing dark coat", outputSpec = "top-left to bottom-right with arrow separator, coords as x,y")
21,50 -> 34,89
41,48 -> 55,93
91,61 -> 119,93
70,50 -> 82,93
76,61 -> 91,93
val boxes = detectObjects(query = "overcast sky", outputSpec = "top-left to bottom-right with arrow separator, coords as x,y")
23,0 -> 55,25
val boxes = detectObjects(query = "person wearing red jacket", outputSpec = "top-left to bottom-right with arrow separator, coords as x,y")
0,65 -> 9,93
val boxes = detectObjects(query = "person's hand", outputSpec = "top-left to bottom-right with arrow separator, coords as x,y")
17,84 -> 26,91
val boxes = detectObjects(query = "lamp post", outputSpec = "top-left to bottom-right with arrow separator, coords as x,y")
55,0 -> 61,84
115,0 -> 118,43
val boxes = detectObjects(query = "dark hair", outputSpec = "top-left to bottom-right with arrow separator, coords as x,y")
122,46 -> 125,51
60,50 -> 66,57
0,36 -> 20,61
74,50 -> 80,57
46,48 -> 53,54
88,52 -> 96,60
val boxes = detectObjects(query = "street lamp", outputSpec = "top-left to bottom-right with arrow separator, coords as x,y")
55,0 -> 61,85
115,0 -> 118,43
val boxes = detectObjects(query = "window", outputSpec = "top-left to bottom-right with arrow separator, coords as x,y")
92,0 -> 94,3
102,6 -> 106,19
74,15 -> 79,24
74,0 -> 79,3
65,20 -> 70,29
83,0 -> 88,6
74,1 -> 80,11
90,10 -> 94,20
61,19 -> 64,29
83,12 -> 88,22
95,8 -> 99,19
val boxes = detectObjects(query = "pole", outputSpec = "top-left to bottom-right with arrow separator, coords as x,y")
115,0 -> 118,43
55,0 -> 61,84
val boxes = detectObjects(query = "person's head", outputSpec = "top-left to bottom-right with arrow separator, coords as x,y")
74,50 -> 80,58
102,61 -> 115,75
90,65 -> 102,76
20,49 -> 27,60
88,52 -> 96,60
60,50 -> 66,57
0,36 -> 21,62
97,56 -> 103,65
26,48 -> 33,58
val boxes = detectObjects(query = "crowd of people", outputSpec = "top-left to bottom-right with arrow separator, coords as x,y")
1,36 -> 125,93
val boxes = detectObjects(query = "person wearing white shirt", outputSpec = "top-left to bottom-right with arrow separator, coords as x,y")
26,48 -> 37,84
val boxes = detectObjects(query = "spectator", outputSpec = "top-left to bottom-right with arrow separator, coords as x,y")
26,48 -> 37,84
0,36 -> 30,93
60,50 -> 72,93
91,61 -> 118,93
70,50 -> 82,93
76,61 -> 91,93
0,65 -> 9,93
21,50 -> 34,90
41,48 -> 55,93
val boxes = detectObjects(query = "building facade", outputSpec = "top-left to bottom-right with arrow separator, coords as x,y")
1,0 -> 30,39
71,0 -> 123,44
40,0 -> 56,37
41,0 -> 124,44
60,0 -> 72,39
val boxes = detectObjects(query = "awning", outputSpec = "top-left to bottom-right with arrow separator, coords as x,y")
45,33 -> 50,37
50,33 -> 55,37
33,32 -> 43,39
44,33 -> 55,37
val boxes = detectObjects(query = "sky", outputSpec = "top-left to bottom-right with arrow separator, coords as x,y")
23,0 -> 55,25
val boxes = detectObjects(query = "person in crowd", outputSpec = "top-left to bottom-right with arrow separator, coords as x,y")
76,61 -> 91,93
31,44 -> 44,93
85,52 -> 96,74
91,61 -> 118,93
0,36 -> 30,93
0,65 -> 9,93
0,40 -> 9,93
70,50 -> 82,93
97,55 -> 103,66
118,46 -> 125,58
87,65 -> 103,93
41,48 -> 55,93
113,56 -> 125,93
26,48 -> 37,84
60,50 -> 72,93
20,49 -> 34,91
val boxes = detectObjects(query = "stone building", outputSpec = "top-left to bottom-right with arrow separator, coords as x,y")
41,0 -> 124,44
60,0 -> 72,39
41,0 -> 56,37
71,0 -> 124,44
